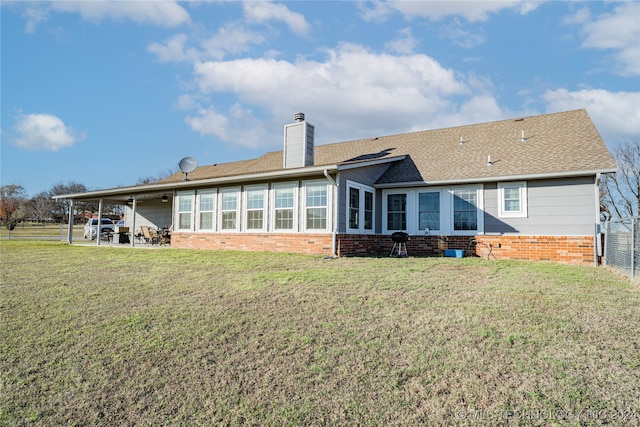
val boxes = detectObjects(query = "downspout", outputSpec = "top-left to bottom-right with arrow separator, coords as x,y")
594,173 -> 601,267
131,196 -> 137,247
324,170 -> 339,256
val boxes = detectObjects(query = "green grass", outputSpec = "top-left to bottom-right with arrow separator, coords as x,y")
1,241 -> 639,426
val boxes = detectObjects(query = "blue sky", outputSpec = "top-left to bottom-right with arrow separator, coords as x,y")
2,1 -> 639,197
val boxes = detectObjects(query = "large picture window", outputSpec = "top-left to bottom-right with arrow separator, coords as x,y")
387,193 -> 407,230
498,182 -> 527,218
304,182 -> 328,230
273,183 -> 296,230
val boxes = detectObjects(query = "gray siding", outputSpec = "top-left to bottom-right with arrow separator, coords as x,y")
484,176 -> 597,236
125,201 -> 173,231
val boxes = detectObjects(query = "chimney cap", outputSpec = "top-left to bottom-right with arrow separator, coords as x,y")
294,112 -> 305,122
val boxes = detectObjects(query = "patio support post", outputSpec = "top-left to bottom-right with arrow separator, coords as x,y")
130,196 -> 137,247
97,199 -> 104,246
67,199 -> 74,245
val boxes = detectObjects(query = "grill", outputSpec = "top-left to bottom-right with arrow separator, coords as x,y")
390,232 -> 409,257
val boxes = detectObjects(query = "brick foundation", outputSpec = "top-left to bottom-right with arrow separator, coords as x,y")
171,232 -> 595,266
171,232 -> 333,255
337,234 -> 595,266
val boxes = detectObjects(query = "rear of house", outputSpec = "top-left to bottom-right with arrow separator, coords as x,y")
56,109 -> 616,266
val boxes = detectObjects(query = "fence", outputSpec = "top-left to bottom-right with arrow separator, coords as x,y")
604,217 -> 639,281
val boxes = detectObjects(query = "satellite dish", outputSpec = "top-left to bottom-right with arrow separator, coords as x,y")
178,157 -> 197,181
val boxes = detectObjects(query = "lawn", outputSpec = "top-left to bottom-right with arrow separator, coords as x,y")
1,241 -> 639,426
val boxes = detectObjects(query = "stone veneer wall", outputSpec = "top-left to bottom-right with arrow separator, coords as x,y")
171,232 -> 595,265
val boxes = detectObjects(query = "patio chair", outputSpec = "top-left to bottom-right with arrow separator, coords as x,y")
141,226 -> 156,244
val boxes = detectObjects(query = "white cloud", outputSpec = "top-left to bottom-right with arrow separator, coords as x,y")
148,24 -> 266,63
385,27 -> 419,54
542,88 -> 640,143
438,19 -> 486,48
148,34 -> 193,63
22,6 -> 49,34
200,23 -> 266,60
186,43 -> 479,147
243,1 -> 310,35
576,2 -> 640,76
12,113 -> 85,151
50,0 -> 190,27
185,104 -> 270,149
362,0 -> 542,23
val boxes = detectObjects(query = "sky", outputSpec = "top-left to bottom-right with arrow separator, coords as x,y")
2,0 -> 639,197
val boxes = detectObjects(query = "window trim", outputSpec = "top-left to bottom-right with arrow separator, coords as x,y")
218,187 -> 241,232
302,180 -> 330,232
383,191 -> 408,232
175,190 -> 195,231
417,190 -> 441,233
498,181 -> 527,218
243,184 -> 268,232
346,180 -> 375,234
270,182 -> 298,232
450,185 -> 484,235
196,189 -> 217,232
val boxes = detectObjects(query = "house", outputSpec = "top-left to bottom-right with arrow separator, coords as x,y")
55,109 -> 616,265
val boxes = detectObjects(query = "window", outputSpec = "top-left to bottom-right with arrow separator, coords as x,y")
347,181 -> 375,233
273,183 -> 296,230
245,186 -> 267,231
304,182 -> 328,230
349,187 -> 359,229
452,189 -> 478,231
364,191 -> 373,230
220,188 -> 239,231
498,182 -> 527,218
418,192 -> 440,231
387,193 -> 406,230
176,191 -> 194,231
198,190 -> 216,231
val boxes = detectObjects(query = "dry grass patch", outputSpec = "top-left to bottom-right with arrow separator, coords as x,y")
1,241 -> 639,426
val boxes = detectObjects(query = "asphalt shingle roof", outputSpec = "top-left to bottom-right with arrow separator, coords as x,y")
160,109 -> 615,185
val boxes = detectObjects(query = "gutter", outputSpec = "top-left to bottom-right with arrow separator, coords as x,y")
374,168 -> 619,188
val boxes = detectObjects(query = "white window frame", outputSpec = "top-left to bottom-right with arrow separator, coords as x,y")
219,187 -> 241,232
498,181 -> 528,218
175,190 -> 195,231
381,185 -> 483,235
302,180 -> 331,232
243,184 -> 268,232
382,190 -> 409,232
271,182 -> 298,232
346,180 -> 375,234
450,185 -> 484,236
196,189 -> 217,231
417,190 -> 441,233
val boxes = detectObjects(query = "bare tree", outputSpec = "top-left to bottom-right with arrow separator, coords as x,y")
50,181 -> 88,223
601,140 -> 640,220
27,191 -> 55,225
0,185 -> 27,228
